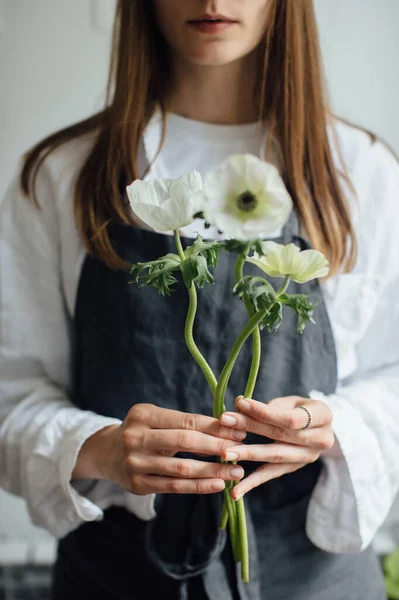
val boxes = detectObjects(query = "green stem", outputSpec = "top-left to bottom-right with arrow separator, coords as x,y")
175,229 -> 235,547
234,253 -> 246,282
215,306 -> 263,565
225,485 -> 240,562
217,254 -> 262,418
235,253 -> 262,399
218,252 -> 264,580
174,230 -> 218,396
236,496 -> 249,582
243,299 -> 261,398
276,275 -> 291,297
234,252 -> 259,583
174,229 -> 186,263
219,497 -> 229,530
214,308 -> 267,419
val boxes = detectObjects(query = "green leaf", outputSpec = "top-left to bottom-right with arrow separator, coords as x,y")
222,238 -> 266,257
233,275 -> 281,332
233,275 -> 276,312
184,234 -> 223,268
222,240 -> 252,255
179,234 -> 222,288
251,239 -> 267,256
279,293 -> 319,335
129,253 -> 181,296
180,254 -> 214,289
260,302 -> 283,333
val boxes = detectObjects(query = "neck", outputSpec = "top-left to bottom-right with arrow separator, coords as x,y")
166,52 -> 260,125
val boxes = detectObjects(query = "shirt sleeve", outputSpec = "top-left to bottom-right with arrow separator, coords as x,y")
0,160 -> 127,539
306,137 -> 399,553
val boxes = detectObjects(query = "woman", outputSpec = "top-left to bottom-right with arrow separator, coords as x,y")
1,1 -> 398,598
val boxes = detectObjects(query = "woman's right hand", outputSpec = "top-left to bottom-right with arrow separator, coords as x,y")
73,403 -> 246,495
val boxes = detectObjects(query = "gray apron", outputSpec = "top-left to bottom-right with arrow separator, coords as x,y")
51,207 -> 386,600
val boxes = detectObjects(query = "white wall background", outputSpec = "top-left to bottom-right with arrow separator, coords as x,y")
0,0 -> 398,560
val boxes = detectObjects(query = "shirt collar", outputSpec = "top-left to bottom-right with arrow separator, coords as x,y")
142,107 -> 283,178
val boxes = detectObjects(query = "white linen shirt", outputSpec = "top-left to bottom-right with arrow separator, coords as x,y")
1,111 -> 399,554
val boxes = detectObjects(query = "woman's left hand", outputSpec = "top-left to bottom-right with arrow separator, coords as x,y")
219,395 -> 336,501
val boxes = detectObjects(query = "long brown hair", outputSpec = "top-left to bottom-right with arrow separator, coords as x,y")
21,0 -> 359,275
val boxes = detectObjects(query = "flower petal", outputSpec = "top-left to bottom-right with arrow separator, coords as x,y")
127,178 -> 169,210
247,256 -> 283,278
202,154 -> 293,240
247,242 -> 329,283
247,241 -> 329,283
279,243 -> 302,275
169,171 -> 203,200
128,202 -> 175,231
126,171 -> 202,231
247,242 -> 288,278
209,213 -> 251,240
249,160 -> 280,194
204,164 -> 246,208
291,249 -> 330,283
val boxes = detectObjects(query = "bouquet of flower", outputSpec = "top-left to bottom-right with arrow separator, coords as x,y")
126,154 -> 329,582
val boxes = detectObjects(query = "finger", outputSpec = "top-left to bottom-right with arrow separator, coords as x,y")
144,429 -> 243,456
231,462 -> 307,500
234,397 -> 331,429
135,475 -> 226,495
131,456 -> 244,481
129,404 -> 247,442
262,396 -> 300,409
235,395 -> 298,411
267,401 -> 332,430
219,412 -> 334,450
221,443 -> 319,464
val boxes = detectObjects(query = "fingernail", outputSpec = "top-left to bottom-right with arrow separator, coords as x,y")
237,399 -> 250,412
212,481 -> 225,492
220,414 -> 237,427
230,467 -> 244,479
232,430 -> 246,441
234,492 -> 244,501
225,452 -> 239,461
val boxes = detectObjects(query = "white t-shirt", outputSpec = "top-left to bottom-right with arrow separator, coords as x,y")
1,110 -> 399,554
162,112 -> 266,179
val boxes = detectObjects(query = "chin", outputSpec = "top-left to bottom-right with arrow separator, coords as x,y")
184,46 -> 245,67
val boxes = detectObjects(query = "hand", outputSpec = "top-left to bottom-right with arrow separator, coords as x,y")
218,395 -> 335,501
74,404 -> 247,496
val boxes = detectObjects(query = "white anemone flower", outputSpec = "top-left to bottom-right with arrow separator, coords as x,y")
126,171 -> 202,232
202,154 -> 293,240
247,241 -> 329,283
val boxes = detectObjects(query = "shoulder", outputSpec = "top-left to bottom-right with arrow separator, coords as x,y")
328,116 -> 398,190
328,117 -> 399,279
2,130 -> 98,210
328,116 -> 398,203
1,130 -> 100,247
40,130 -> 99,198
0,130 -> 100,263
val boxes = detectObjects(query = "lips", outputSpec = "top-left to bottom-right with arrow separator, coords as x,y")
189,13 -> 237,23
187,15 -> 238,34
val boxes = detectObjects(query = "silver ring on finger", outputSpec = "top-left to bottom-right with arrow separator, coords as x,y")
298,405 -> 313,430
